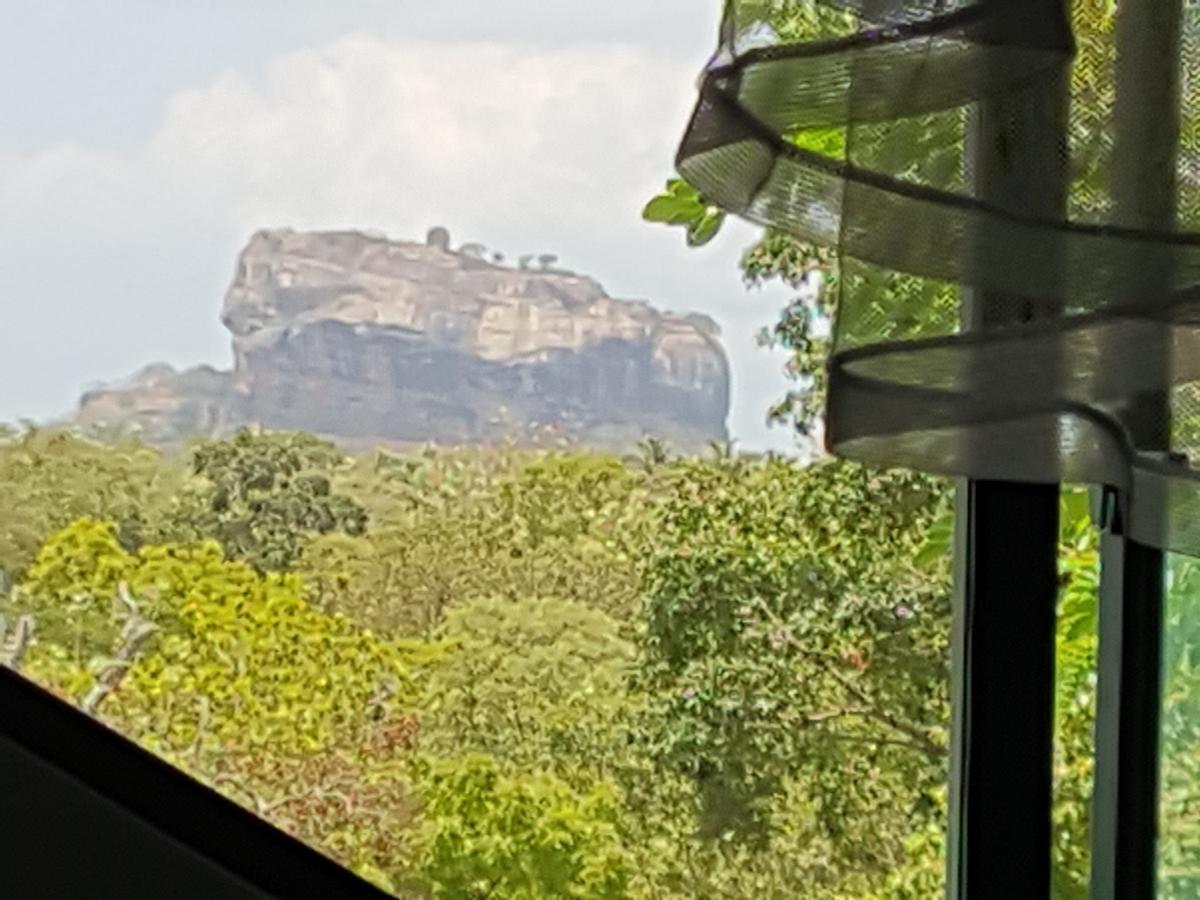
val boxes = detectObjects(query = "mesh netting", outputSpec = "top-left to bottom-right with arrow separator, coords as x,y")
678,0 -> 1200,554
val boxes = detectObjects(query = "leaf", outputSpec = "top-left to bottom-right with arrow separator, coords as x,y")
914,509 -> 954,570
789,126 -> 847,159
643,178 -> 727,247
643,194 -> 703,225
687,209 -> 727,247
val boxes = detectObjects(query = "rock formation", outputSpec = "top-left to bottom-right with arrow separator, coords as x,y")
76,229 -> 731,453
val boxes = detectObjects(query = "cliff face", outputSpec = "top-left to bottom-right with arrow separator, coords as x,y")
77,229 -> 730,452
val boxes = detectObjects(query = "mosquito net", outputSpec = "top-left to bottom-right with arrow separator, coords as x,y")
677,0 -> 1200,553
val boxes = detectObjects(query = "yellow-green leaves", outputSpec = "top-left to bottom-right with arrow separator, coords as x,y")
18,519 -> 412,754
417,597 -> 637,780
23,519 -> 133,604
642,179 -> 727,247
410,754 -> 631,899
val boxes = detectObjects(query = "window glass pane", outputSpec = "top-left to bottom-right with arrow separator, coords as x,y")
0,4 -> 957,897
1162,553 -> 1200,897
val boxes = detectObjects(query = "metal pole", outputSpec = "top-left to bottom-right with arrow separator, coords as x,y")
946,3 -> 1070,898
948,482 -> 1061,898
1091,2 -> 1183,898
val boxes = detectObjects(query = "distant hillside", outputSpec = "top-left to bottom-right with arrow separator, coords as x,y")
76,228 -> 731,453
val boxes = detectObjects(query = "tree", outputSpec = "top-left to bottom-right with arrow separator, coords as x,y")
13,519 -> 158,660
1159,553 -> 1200,896
1049,490 -> 1102,899
10,519 -> 413,747
536,253 -> 559,271
426,226 -> 451,251
6,516 -> 426,885
168,429 -> 368,572
406,754 -> 631,899
9,428 -> 1155,894
635,456 -> 951,887
417,597 -> 637,780
0,428 -> 182,578
302,448 -> 656,636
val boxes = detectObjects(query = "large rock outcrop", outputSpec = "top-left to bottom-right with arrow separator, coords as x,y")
76,229 -> 731,452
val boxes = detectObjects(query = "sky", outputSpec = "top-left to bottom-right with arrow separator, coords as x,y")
0,0 -> 798,452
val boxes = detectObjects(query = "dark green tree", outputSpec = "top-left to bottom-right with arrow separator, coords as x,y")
635,456 -> 951,880
170,429 -> 367,572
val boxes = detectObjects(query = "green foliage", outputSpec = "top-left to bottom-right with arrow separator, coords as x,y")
17,520 -> 139,652
0,441 -> 974,895
6,512 -> 427,884
1161,553 -> 1200,895
303,448 -> 654,636
642,179 -> 726,247
121,560 -> 410,754
0,428 -> 181,579
408,754 -> 631,899
170,428 -> 368,572
417,597 -> 637,779
747,235 -> 835,433
13,434 -> 1193,897
1052,489 -> 1101,897
15,519 -> 412,753
636,456 -> 951,885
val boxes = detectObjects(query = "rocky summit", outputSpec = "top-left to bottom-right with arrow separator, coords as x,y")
76,228 -> 731,452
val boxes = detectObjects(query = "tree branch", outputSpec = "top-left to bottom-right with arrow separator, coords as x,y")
797,703 -> 946,757
0,614 -> 36,671
743,601 -> 950,762
803,706 -> 870,724
819,732 -> 947,755
189,696 -> 212,761
816,660 -> 948,760
80,582 -> 157,715
211,770 -> 346,820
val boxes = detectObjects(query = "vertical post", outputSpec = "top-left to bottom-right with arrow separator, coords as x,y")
1092,534 -> 1166,900
947,3 -> 1070,898
1090,2 -> 1182,898
948,482 -> 1061,899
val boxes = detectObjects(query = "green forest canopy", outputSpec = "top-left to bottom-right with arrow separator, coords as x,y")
2,427 -> 1195,897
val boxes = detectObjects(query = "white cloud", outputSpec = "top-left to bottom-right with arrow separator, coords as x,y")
131,35 -> 698,243
0,33 -> 797,451
3,34 -> 695,242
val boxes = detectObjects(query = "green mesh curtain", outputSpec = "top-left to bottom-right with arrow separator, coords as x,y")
678,0 -> 1200,554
